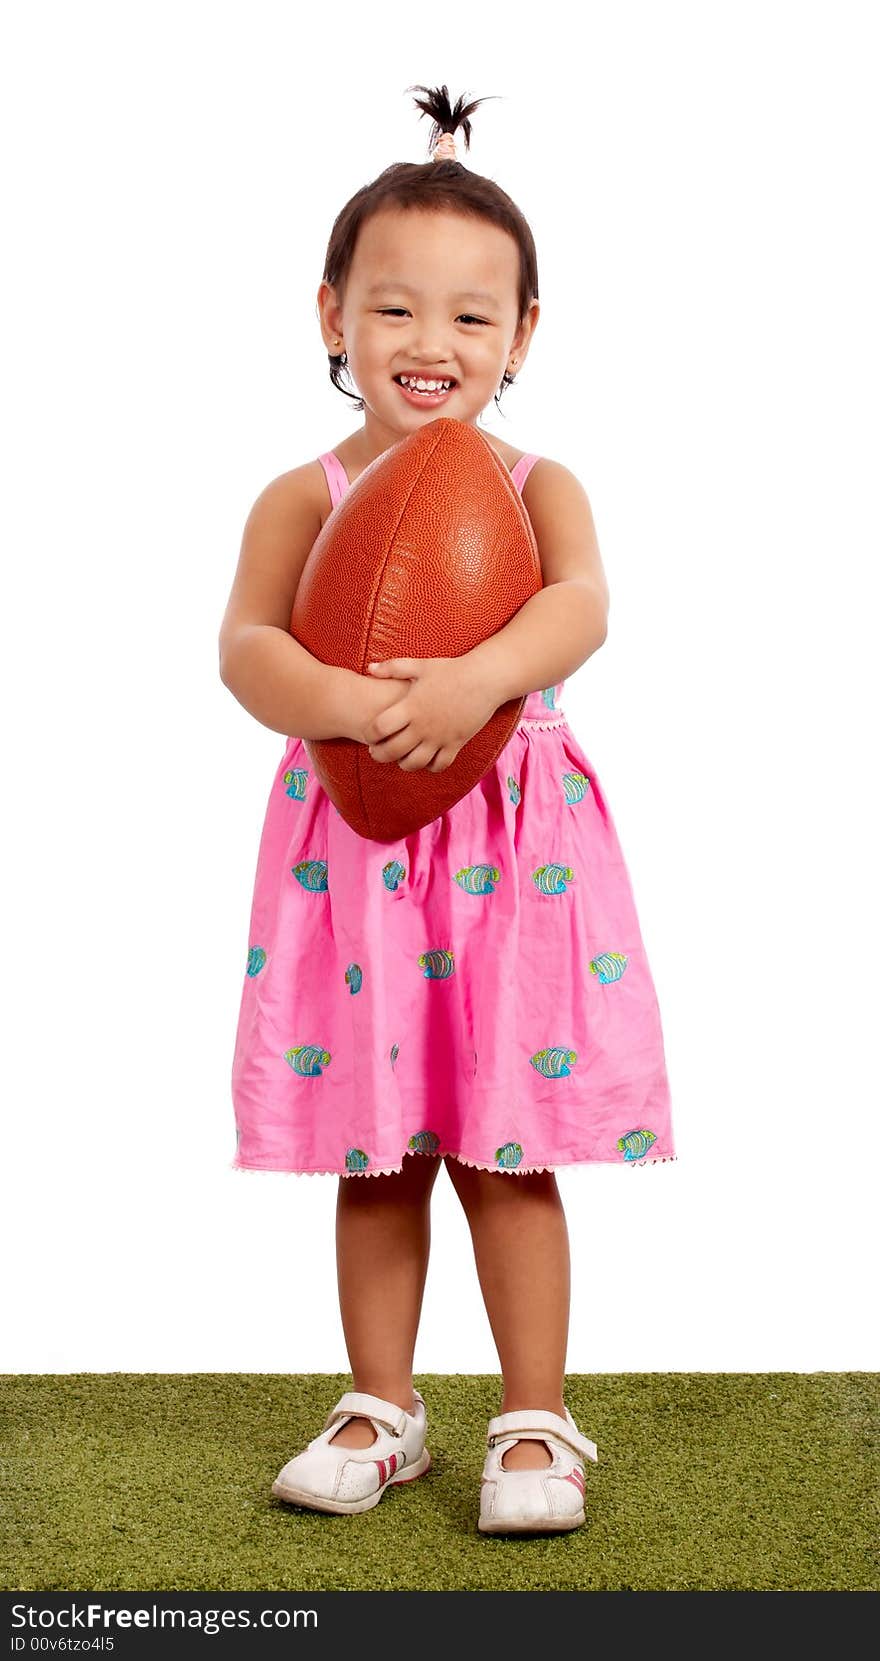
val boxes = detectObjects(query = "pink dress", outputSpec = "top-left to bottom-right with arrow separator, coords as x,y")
230,449 -> 676,1178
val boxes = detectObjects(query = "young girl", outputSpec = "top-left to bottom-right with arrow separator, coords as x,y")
219,84 -> 675,1537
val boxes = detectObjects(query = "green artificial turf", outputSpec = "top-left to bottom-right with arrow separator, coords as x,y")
1,1373 -> 877,1592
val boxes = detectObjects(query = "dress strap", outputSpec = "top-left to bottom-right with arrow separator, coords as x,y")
317,450 -> 350,510
510,453 -> 540,493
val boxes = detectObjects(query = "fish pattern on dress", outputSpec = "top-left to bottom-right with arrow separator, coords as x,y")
562,771 -> 591,805
292,859 -> 328,892
617,1128 -> 657,1162
408,1130 -> 441,1155
530,1047 -> 578,1078
532,863 -> 575,895
418,949 -> 455,980
496,1141 -> 524,1169
283,1043 -> 332,1078
454,864 -> 501,896
283,767 -> 309,801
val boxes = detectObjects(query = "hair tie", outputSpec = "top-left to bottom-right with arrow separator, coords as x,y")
432,131 -> 458,162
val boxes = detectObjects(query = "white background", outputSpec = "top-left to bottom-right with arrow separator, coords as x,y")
2,0 -> 877,1375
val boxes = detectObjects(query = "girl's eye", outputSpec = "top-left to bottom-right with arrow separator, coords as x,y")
377,309 -> 487,326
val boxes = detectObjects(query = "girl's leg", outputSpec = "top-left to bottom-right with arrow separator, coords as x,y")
443,1157 -> 571,1472
329,1152 -> 443,1449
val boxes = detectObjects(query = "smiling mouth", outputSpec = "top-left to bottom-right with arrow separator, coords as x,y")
392,376 -> 458,401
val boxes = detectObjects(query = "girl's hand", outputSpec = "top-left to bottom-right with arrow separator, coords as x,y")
363,654 -> 499,772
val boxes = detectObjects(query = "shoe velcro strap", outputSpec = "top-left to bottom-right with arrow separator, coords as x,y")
323,1391 -> 407,1436
487,1409 -> 598,1464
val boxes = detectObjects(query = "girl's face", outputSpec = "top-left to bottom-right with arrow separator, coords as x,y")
318,206 -> 538,448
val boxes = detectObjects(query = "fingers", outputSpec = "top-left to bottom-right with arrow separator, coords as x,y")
367,726 -> 409,758
368,738 -> 440,771
367,659 -> 418,677
397,744 -> 442,772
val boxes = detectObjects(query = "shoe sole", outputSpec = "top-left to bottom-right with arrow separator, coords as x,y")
479,1506 -> 585,1535
271,1446 -> 432,1514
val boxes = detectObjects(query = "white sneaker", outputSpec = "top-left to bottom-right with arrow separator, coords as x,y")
478,1405 -> 599,1534
271,1389 -> 431,1515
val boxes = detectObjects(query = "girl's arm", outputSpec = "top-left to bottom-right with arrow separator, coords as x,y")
466,460 -> 610,702
219,467 -> 366,741
221,623 -> 366,741
467,581 -> 607,704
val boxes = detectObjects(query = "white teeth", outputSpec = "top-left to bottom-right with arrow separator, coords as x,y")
397,375 -> 454,392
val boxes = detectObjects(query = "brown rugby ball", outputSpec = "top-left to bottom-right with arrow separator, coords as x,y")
289,417 -> 543,842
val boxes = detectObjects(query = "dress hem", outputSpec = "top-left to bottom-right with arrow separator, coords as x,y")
229,1147 -> 678,1178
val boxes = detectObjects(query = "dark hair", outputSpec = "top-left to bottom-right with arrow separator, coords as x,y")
321,84 -> 539,420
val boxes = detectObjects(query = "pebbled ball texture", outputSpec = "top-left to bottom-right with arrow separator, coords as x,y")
289,417 -> 543,842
